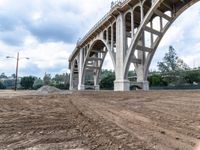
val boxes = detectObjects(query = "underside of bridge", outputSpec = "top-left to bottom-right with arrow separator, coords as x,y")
69,0 -> 199,91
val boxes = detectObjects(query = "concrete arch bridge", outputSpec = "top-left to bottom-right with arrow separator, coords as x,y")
69,0 -> 199,91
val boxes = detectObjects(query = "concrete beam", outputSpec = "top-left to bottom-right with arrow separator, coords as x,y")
144,26 -> 161,36
154,9 -> 172,21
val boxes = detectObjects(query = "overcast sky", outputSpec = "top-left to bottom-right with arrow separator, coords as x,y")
0,0 -> 200,77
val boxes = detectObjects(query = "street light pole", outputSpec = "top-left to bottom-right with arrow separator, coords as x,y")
14,52 -> 19,91
6,52 -> 29,91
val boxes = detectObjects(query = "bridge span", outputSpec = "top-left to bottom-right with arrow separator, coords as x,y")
69,0 -> 199,91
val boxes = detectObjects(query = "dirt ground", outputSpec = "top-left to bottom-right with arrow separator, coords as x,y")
0,90 -> 200,150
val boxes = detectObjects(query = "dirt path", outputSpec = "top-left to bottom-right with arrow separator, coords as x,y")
0,90 -> 199,149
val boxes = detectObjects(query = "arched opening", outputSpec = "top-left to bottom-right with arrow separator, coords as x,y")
103,30 -> 107,41
83,40 -> 115,90
108,26 -> 112,45
128,63 -> 137,90
112,22 -> 117,53
72,59 -> 79,89
123,0 -> 200,91
143,0 -> 152,17
133,6 -> 141,34
125,12 -> 132,51
147,1 -> 200,89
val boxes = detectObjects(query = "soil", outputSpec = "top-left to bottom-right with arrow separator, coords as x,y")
0,90 -> 200,150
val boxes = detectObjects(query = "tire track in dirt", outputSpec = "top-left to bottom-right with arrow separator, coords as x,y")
74,97 -> 196,150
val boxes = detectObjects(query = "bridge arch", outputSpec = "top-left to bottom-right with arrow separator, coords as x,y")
69,0 -> 200,91
123,0 -> 200,90
80,38 -> 115,90
144,0 -> 200,78
69,59 -> 79,90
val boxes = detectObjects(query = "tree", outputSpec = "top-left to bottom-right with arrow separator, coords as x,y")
52,73 -> 69,85
50,73 -> 70,90
20,76 -> 35,89
0,81 -> 5,89
11,74 -> 15,78
0,73 -> 7,79
100,70 -> 115,90
184,70 -> 200,84
43,73 -> 51,85
33,78 -> 44,89
148,74 -> 168,87
157,46 -> 190,84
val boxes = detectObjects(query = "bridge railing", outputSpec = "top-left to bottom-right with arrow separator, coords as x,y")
77,0 -> 128,47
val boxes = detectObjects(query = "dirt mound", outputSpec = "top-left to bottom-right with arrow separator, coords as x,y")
37,85 -> 61,94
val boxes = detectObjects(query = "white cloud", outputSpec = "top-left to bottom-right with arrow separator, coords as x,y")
150,2 -> 200,70
0,0 -> 200,77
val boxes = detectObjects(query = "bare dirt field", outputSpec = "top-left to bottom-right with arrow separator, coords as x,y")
0,90 -> 200,150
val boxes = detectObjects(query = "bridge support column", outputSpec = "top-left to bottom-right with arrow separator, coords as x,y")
78,48 -> 85,90
136,65 -> 149,90
114,80 -> 130,91
69,67 -> 73,91
114,13 -> 130,91
94,85 -> 100,90
136,40 -> 149,91
78,85 -> 85,90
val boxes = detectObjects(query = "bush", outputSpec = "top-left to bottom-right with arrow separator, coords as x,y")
148,74 -> 168,87
184,71 -> 200,84
20,76 -> 35,89
100,74 -> 115,90
53,83 -> 69,90
0,81 -> 6,89
33,78 -> 44,90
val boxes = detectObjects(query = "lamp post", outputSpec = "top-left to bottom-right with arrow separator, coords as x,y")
6,52 -> 29,91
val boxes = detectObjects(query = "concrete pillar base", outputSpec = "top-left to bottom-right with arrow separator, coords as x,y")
94,85 -> 100,91
137,81 -> 149,91
78,85 -> 85,90
114,80 -> 130,91
69,87 -> 74,91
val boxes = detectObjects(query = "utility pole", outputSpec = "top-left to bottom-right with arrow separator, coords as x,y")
6,52 -> 29,91
14,52 -> 19,91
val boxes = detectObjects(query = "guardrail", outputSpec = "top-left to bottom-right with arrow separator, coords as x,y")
77,0 -> 128,47
69,0 -> 129,61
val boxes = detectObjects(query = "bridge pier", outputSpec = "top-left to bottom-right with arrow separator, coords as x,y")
114,12 -> 130,91
136,65 -> 149,90
78,84 -> 85,90
114,80 -> 130,91
135,81 -> 149,90
94,85 -> 100,90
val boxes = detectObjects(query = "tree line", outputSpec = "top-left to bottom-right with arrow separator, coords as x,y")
99,46 -> 200,90
0,73 -> 70,90
0,46 -> 199,90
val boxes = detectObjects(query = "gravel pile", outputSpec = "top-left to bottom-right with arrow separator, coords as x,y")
37,85 -> 61,94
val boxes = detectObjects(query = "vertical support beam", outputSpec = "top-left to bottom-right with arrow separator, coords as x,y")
78,48 -> 85,90
150,21 -> 154,48
69,62 -> 74,90
160,16 -> 163,31
94,72 -> 100,90
106,28 -> 109,44
140,4 -> 144,22
135,4 -> 149,91
136,38 -> 149,90
93,52 -> 100,91
114,12 -> 130,91
131,11 -> 134,38
111,25 -> 114,52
